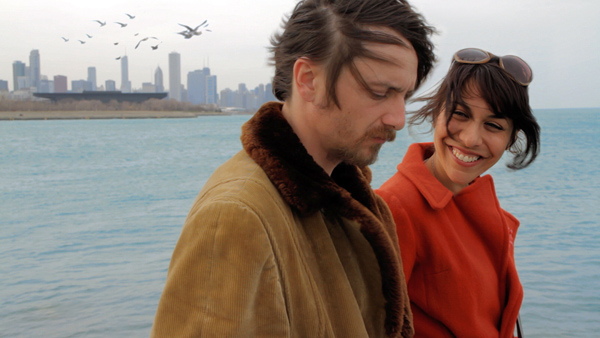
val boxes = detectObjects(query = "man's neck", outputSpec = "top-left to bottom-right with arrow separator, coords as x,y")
281,101 -> 339,176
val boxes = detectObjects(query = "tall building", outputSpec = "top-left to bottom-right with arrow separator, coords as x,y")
0,80 -> 8,92
29,50 -> 41,91
154,66 -> 164,92
180,84 -> 187,102
38,78 -> 54,93
168,52 -> 181,101
142,82 -> 156,92
17,76 -> 28,91
72,80 -> 92,93
265,83 -> 276,102
244,91 -> 258,111
219,88 -> 234,107
87,67 -> 97,91
206,75 -> 218,104
54,75 -> 67,93
120,55 -> 131,93
12,61 -> 26,92
105,80 -> 116,91
255,84 -> 265,105
187,69 -> 205,104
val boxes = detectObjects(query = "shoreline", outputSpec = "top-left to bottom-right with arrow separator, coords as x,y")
0,111 -> 227,120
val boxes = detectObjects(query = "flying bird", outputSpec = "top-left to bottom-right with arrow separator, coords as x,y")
93,20 -> 106,27
86,34 -> 93,38
61,37 -> 69,42
151,42 -> 162,50
115,22 -> 128,28
78,40 -> 86,44
177,30 -> 193,39
116,56 -> 122,60
135,36 -> 159,49
125,13 -> 136,19
113,42 -> 119,45
178,21 -> 209,37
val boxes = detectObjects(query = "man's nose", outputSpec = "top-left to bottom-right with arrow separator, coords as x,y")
382,96 -> 406,131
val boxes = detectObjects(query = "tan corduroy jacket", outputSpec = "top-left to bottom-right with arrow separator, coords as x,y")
150,102 -> 413,337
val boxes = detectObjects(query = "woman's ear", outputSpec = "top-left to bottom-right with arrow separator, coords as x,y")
293,57 -> 318,103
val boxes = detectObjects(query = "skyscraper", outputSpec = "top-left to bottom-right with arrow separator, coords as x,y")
87,67 -> 97,91
54,75 -> 67,93
256,84 -> 266,105
29,50 -> 41,91
120,55 -> 131,93
219,88 -> 234,107
12,61 -> 25,91
265,83 -> 276,102
105,80 -> 116,91
154,66 -> 164,93
206,75 -> 218,105
168,52 -> 181,101
38,77 -> 54,93
72,80 -> 92,93
187,69 -> 205,104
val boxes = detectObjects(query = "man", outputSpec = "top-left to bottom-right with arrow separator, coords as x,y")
151,0 -> 435,337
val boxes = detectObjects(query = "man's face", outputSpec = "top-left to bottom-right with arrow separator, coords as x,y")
311,30 -> 419,168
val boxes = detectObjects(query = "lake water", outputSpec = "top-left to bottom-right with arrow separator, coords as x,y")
1,107 -> 598,337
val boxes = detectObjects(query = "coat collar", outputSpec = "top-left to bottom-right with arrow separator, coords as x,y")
400,143 -> 498,209
241,101 -> 412,338
241,101 -> 377,216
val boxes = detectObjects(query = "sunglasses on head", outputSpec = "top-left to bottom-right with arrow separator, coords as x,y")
453,48 -> 533,86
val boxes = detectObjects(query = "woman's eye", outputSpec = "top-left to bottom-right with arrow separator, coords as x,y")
452,111 -> 468,118
486,122 -> 504,131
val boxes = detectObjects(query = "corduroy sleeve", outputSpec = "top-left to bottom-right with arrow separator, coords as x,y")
150,199 -> 289,338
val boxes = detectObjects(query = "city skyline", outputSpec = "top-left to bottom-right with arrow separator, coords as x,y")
1,0 -> 600,109
4,47 -> 276,111
2,47 -> 277,100
6,48 -> 269,95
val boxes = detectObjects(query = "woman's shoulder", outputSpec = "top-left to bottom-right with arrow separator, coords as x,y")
376,143 -> 436,205
376,172 -> 425,216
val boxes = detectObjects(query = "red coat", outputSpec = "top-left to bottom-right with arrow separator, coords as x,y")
376,143 -> 522,338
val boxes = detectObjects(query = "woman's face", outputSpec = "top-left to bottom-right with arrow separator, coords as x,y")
431,92 -> 514,194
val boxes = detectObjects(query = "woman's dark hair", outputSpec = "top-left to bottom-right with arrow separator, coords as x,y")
270,0 -> 436,108
410,58 -> 540,169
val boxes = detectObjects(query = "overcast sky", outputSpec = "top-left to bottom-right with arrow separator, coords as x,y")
2,0 -> 599,109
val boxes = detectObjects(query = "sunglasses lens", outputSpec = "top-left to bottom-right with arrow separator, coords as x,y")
455,48 -> 490,63
501,55 -> 532,85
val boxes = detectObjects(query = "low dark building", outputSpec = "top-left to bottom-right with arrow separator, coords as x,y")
33,91 -> 168,103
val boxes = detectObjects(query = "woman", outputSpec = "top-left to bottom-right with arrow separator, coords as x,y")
376,48 -> 540,337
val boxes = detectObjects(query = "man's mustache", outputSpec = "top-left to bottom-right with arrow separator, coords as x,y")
367,126 -> 396,142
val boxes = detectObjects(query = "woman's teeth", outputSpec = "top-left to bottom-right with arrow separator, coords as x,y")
452,147 -> 480,163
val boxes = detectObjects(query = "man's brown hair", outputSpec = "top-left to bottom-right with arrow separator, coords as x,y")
270,0 -> 436,108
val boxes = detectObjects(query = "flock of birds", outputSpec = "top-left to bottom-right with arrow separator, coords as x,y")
59,13 -> 211,61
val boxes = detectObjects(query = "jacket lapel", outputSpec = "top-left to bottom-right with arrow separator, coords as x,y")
241,102 -> 412,337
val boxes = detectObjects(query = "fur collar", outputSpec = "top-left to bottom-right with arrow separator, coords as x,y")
241,101 -> 412,338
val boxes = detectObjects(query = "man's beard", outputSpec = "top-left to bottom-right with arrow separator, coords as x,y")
329,125 -> 396,167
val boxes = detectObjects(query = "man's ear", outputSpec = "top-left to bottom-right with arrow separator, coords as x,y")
293,57 -> 318,103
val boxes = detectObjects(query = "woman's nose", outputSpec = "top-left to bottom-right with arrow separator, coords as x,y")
460,123 -> 483,147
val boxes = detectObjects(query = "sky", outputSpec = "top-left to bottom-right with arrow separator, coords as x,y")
1,0 -> 599,109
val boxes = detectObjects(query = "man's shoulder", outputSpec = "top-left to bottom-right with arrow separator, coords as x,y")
184,150 -> 295,234
197,150 -> 286,210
